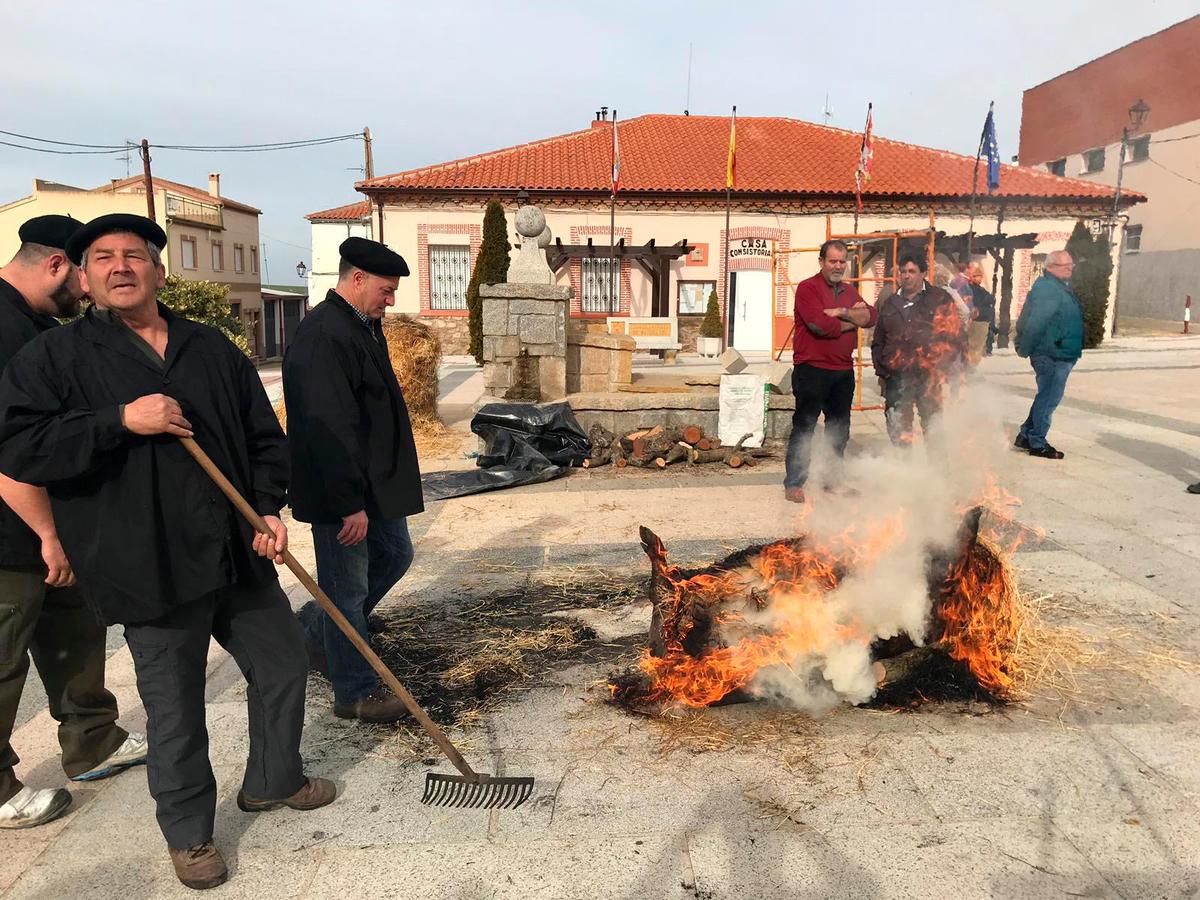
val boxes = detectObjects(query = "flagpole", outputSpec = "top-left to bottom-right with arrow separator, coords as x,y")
610,108 -> 617,313
966,100 -> 993,261
722,105 -> 735,353
854,102 -> 872,235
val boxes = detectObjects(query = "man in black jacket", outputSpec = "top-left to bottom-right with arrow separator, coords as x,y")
284,237 -> 422,723
0,216 -> 147,831
0,214 -> 334,891
871,254 -> 965,446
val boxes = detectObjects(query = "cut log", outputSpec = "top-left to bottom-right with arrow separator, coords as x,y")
696,438 -> 713,451
656,443 -> 691,468
582,449 -> 611,468
872,646 -> 938,686
681,425 -> 704,445
587,423 -> 616,451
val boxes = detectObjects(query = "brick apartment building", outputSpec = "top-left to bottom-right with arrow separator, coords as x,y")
1019,15 -> 1200,324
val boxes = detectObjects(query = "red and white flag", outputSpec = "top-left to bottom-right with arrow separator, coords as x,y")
854,103 -> 874,214
611,114 -> 621,195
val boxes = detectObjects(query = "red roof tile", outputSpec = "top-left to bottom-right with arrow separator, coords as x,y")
306,200 -> 371,221
360,114 -> 1141,206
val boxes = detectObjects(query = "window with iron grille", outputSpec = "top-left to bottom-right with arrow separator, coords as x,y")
1047,158 -> 1066,176
1124,224 -> 1143,253
581,257 -> 620,313
1083,147 -> 1105,174
428,245 -> 471,310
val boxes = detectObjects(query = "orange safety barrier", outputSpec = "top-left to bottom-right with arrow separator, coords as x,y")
771,213 -> 937,412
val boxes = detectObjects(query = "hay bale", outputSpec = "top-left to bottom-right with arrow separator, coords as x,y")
274,315 -> 462,459
382,315 -> 441,422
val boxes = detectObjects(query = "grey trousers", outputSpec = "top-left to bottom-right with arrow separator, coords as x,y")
0,567 -> 126,804
124,580 -> 308,849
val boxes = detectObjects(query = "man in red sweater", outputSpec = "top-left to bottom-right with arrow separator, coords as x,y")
785,240 -> 878,503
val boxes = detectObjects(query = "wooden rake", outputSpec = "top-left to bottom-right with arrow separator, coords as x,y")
181,437 -> 534,810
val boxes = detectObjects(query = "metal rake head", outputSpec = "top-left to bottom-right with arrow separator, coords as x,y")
421,773 -> 534,809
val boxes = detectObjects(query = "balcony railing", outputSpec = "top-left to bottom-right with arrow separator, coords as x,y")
165,193 -> 223,229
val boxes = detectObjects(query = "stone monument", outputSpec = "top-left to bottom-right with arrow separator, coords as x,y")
480,203 -> 573,401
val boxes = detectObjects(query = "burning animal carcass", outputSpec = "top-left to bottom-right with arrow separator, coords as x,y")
610,510 -> 1021,712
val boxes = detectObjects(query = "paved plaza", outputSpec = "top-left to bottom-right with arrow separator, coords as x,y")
3,336 -> 1198,899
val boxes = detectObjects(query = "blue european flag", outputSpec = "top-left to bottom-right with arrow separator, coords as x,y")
983,109 -> 1000,193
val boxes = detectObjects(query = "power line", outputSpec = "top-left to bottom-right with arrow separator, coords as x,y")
1148,157 -> 1200,187
0,139 -> 128,156
0,129 -> 129,150
1150,131 -> 1200,144
0,129 -> 362,155
156,136 -> 359,153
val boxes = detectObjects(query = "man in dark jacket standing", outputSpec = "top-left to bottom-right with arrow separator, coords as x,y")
0,214 -> 334,890
0,216 -> 147,831
871,254 -> 964,446
1015,250 -> 1083,459
785,240 -> 877,503
966,261 -> 996,356
284,238 -> 422,723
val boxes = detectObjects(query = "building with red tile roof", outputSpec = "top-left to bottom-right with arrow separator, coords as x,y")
0,172 -> 273,355
1020,15 -> 1199,324
317,113 -> 1138,354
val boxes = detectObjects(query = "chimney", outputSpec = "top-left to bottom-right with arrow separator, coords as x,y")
208,173 -> 220,198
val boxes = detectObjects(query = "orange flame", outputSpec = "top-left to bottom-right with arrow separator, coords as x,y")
631,507 -> 1021,708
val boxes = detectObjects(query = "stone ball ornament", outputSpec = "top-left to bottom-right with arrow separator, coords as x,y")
515,205 -> 546,239
536,226 -> 552,248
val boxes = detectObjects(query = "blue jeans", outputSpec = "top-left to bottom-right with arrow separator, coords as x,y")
1018,355 -> 1075,450
306,517 -> 414,704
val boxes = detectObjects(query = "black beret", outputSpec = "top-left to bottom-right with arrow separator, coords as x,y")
339,237 -> 409,278
66,213 -> 167,265
18,214 -> 82,251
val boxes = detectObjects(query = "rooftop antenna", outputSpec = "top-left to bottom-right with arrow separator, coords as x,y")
685,42 -> 693,115
823,93 -> 834,125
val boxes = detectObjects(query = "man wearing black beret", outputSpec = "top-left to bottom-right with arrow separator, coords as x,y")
0,213 -> 334,889
0,215 -> 148,831
283,237 -> 422,723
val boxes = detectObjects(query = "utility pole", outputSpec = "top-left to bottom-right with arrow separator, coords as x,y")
363,127 -> 374,180
140,139 -> 156,220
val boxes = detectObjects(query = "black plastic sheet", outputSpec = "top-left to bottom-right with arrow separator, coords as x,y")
421,402 -> 591,502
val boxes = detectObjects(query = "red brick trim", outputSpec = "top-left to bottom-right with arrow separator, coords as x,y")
1015,230 -> 1071,318
719,226 -> 792,316
568,224 -> 632,316
417,222 -> 483,313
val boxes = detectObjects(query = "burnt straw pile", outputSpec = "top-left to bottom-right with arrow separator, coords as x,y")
609,508 -> 1022,712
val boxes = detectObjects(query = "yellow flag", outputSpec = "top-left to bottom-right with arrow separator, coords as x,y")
726,107 -> 737,189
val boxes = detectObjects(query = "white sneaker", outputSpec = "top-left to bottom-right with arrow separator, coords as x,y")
70,732 -> 148,782
0,786 -> 72,829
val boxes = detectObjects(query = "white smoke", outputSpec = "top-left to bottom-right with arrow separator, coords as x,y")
743,378 -> 1011,713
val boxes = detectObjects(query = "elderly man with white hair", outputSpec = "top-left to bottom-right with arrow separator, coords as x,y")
1014,250 -> 1083,459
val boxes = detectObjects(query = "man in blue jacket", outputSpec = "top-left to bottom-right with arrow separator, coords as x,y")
1014,251 -> 1083,459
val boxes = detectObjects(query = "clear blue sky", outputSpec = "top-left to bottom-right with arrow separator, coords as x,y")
2,0 -> 1193,284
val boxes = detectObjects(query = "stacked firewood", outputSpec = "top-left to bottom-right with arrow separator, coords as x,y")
582,424 -> 771,470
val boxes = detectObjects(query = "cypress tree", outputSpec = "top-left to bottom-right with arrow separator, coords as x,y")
1065,220 -> 1112,349
466,199 -> 511,364
699,288 -> 724,338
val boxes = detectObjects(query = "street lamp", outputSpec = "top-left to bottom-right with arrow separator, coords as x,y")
1112,99 -> 1150,229
1110,99 -> 1150,337
296,261 -> 307,279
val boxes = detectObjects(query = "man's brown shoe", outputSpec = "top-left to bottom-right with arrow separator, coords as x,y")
333,687 -> 408,723
784,487 -> 806,504
237,776 -> 337,813
168,841 -> 227,890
